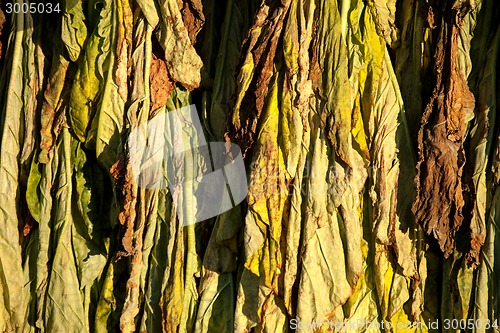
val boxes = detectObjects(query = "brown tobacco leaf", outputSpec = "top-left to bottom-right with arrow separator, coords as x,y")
150,54 -> 174,116
413,2 -> 475,258
228,0 -> 292,156
39,56 -> 71,164
178,0 -> 205,44
110,154 -> 137,255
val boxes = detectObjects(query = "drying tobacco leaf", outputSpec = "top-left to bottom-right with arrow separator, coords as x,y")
44,128 -> 87,332
179,0 -> 205,44
395,0 -> 434,145
39,55 -> 70,163
155,0 -> 204,90
229,0 -> 293,156
61,0 -> 87,62
1,0 -> 500,332
367,0 -> 400,48
150,53 -> 175,115
465,0 -> 494,267
68,0 -> 111,142
468,1 -> 500,327
413,0 -> 475,259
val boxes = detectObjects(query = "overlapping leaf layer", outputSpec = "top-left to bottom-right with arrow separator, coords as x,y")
0,0 -> 499,332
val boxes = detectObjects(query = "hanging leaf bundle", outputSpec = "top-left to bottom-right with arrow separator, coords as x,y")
0,0 -> 499,332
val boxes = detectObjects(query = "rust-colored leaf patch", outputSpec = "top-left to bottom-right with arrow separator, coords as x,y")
110,154 -> 137,255
178,0 -> 205,44
150,54 -> 174,116
412,2 -> 475,258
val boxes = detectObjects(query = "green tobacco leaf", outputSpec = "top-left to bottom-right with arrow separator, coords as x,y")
94,260 -> 117,331
20,12 -> 42,170
394,0 -> 430,143
162,207 -> 185,333
473,188 -> 500,332
363,31 -> 420,323
72,141 -> 109,329
62,0 -> 88,62
45,128 -> 86,331
0,10 -> 27,332
471,4 -> 500,329
68,0 -> 113,142
205,0 -> 258,140
279,0 -> 315,315
26,145 -> 59,331
138,190 -> 173,332
194,207 -> 244,333
88,0 -> 131,171
313,0 -> 367,292
194,271 -> 234,333
467,0 -> 495,266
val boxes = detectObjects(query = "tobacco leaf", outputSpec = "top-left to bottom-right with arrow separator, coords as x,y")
44,129 -> 87,332
150,54 -> 174,115
470,2 -> 500,328
229,0 -> 292,156
20,14 -> 43,169
394,0 -> 432,144
413,1 -> 475,258
135,0 -> 160,27
195,1 -> 258,330
110,154 -> 136,254
87,0 -> 131,171
119,188 -> 150,333
118,7 -> 150,328
367,0 -> 400,48
0,12 -> 27,331
360,6 -> 421,324
279,0 -> 314,315
179,0 -> 205,44
206,0 -> 258,141
25,143 -> 60,331
296,0 -> 368,326
137,189 -> 172,332
39,55 -> 70,164
155,0 -> 204,90
234,69 -> 290,333
61,0 -> 87,62
68,1 -> 112,142
464,0 -> 494,266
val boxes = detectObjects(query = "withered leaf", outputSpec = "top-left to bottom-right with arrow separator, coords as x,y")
413,2 -> 475,258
